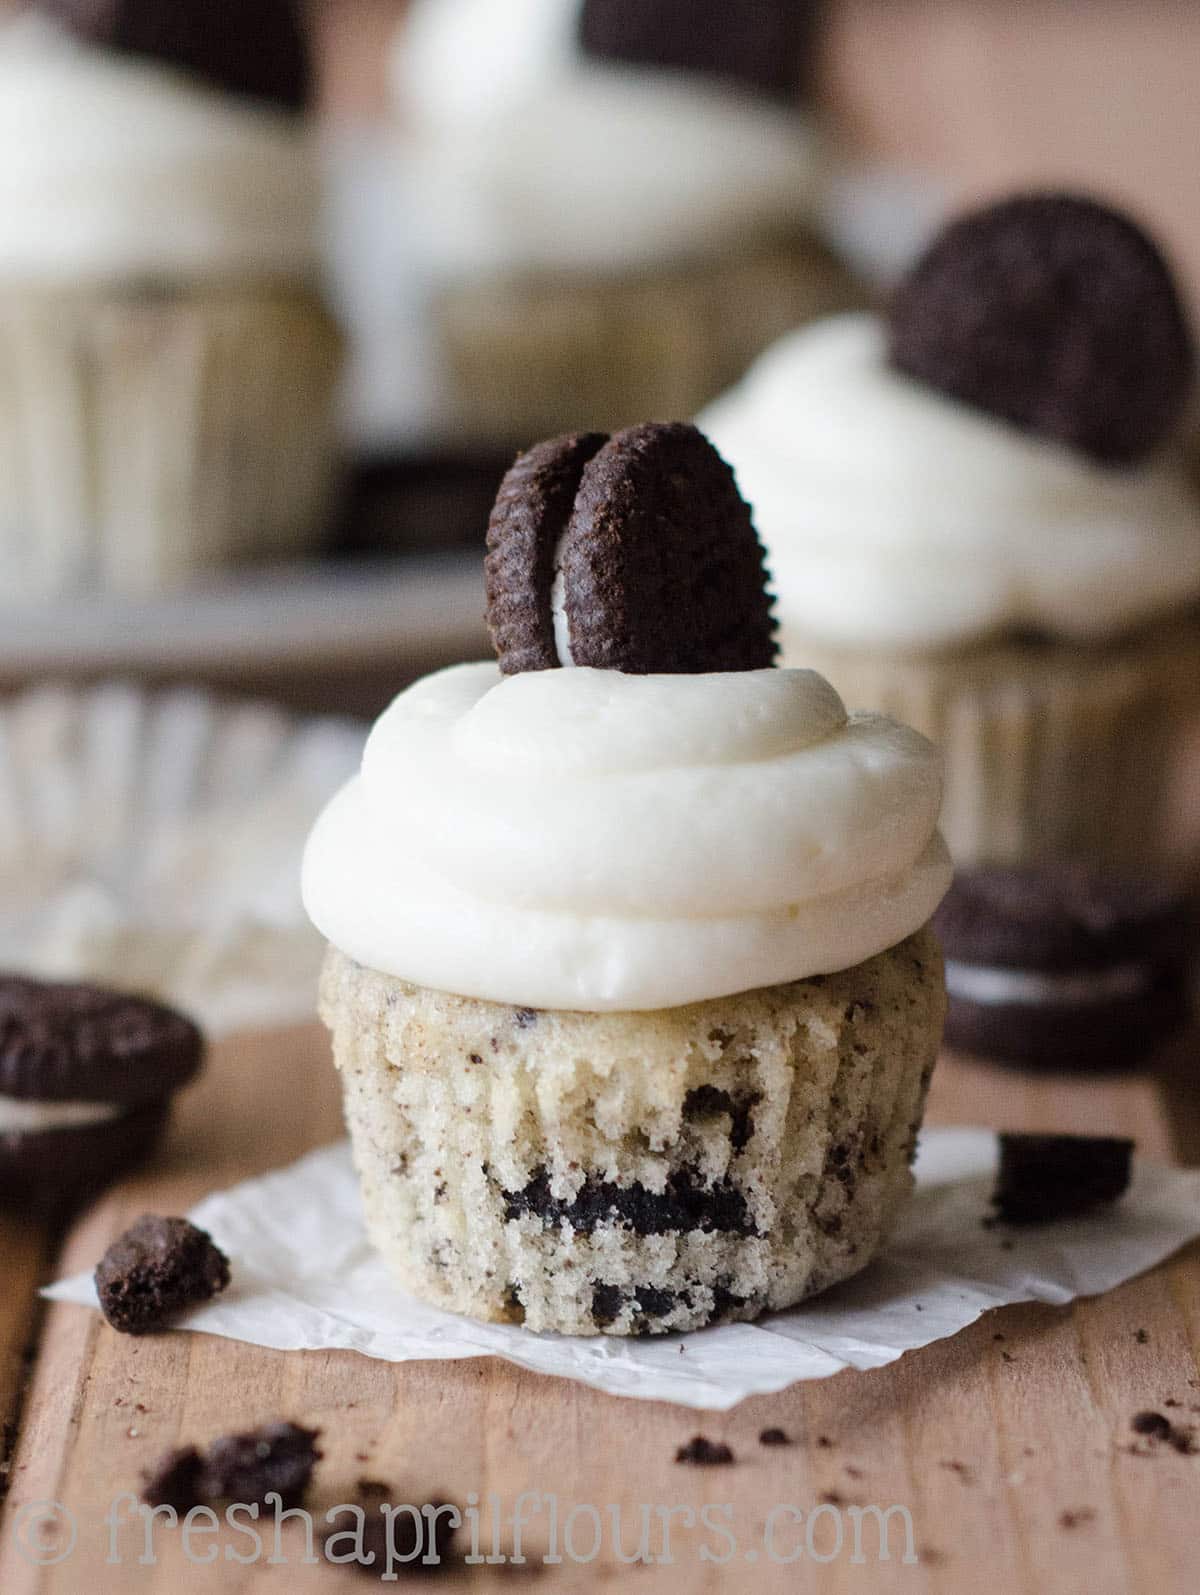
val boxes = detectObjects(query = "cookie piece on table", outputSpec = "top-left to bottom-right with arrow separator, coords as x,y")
889,193 -> 1196,465
36,0 -> 311,110
201,1421 -> 322,1510
485,422 -> 777,675
579,0 -> 822,102
992,1133 -> 1134,1225
95,1215 -> 230,1334
0,976 -> 204,1211
934,864 -> 1194,1072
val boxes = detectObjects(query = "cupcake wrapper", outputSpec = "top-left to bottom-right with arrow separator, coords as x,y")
784,616 -> 1200,867
320,931 -> 944,1336
433,228 -> 859,449
0,286 -> 342,597
0,681 -> 364,1034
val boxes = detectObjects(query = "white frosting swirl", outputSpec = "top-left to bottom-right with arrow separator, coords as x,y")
303,663 -> 950,1011
0,16 -> 319,284
699,314 -> 1200,652
387,0 -> 823,275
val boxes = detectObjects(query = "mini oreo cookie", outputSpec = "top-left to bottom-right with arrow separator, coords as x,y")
38,0 -> 311,110
934,865 -> 1194,1072
485,422 -> 777,675
889,193 -> 1196,465
0,975 -> 203,1210
579,0 -> 820,103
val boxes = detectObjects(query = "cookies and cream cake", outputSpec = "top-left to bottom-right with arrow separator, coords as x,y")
304,423 -> 950,1336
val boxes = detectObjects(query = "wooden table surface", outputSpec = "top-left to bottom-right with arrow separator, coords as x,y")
0,1019 -> 1196,1593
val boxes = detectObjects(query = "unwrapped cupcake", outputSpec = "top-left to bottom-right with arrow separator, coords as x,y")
332,0 -> 856,495
700,193 -> 1200,867
304,422 -> 951,1336
0,0 -> 343,598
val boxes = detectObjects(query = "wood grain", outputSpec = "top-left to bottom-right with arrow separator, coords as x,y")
0,1022 -> 1196,1592
0,1215 -> 54,1503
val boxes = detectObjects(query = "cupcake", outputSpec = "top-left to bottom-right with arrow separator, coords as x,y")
701,193 -> 1200,867
329,0 -> 857,546
0,1 -> 342,598
303,422 -> 950,1335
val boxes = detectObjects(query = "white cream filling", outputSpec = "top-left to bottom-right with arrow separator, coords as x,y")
0,1097 -> 126,1134
944,959 -> 1153,1008
549,534 -> 574,666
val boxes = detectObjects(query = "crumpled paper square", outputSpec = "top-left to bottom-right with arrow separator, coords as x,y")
46,1128 -> 1200,1410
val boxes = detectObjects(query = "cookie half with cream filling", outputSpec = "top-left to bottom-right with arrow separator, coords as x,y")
935,864 -> 1194,1072
0,975 -> 203,1210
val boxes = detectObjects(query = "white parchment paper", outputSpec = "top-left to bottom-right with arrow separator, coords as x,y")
46,1128 -> 1200,1410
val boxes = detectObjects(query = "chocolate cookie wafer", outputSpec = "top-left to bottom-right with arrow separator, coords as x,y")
889,193 -> 1196,465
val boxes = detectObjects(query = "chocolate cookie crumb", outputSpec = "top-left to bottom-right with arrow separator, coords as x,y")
991,1134 -> 1134,1225
202,1422 -> 321,1510
1132,1411 -> 1172,1440
95,1216 -> 230,1334
759,1427 -> 792,1447
141,1446 -> 205,1512
889,193 -> 1195,465
1136,1329 -> 1150,1345
675,1436 -> 735,1466
1059,1508 -> 1095,1531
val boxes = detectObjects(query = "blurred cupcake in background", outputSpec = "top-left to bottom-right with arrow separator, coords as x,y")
0,0 -> 343,599
702,193 -> 1200,868
328,0 -> 859,548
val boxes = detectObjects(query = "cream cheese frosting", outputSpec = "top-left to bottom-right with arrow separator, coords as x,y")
699,313 -> 1200,653
387,0 -> 823,277
0,15 -> 320,284
302,662 -> 951,1011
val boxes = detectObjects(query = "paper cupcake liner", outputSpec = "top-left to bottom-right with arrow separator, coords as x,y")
783,613 -> 1200,867
0,682 -> 364,1033
320,930 -> 943,1336
433,227 -> 860,449
0,285 -> 342,598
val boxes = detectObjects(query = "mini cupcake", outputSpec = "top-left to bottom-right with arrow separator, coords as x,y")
0,1 -> 342,598
701,193 -> 1200,867
304,423 -> 950,1335
330,0 -> 856,542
